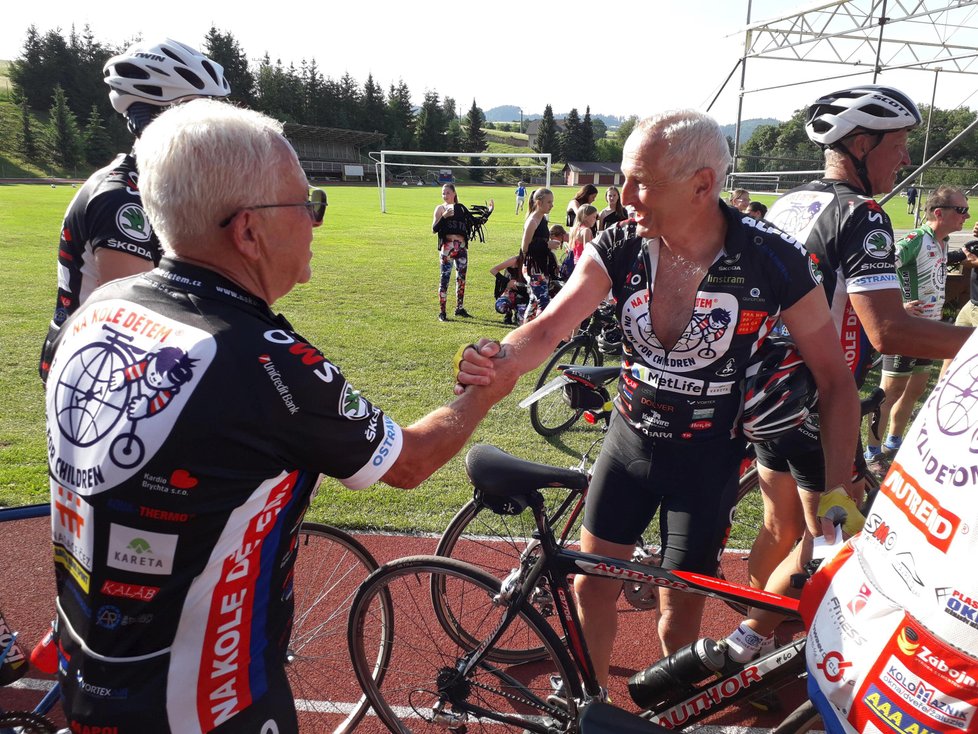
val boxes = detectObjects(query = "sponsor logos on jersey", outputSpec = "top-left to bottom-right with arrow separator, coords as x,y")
53,485 -> 94,592
864,513 -> 898,550
827,596 -> 867,645
257,354 -> 300,415
370,415 -> 399,468
199,472 -> 296,729
100,579 -> 160,602
115,204 -> 152,243
141,470 -> 197,497
340,382 -> 370,419
864,229 -> 894,259
862,684 -> 939,734
847,584 -> 873,615
735,309 -> 768,335
95,605 -> 154,630
942,589 -> 978,632
808,254 -> 824,284
881,655 -> 975,729
262,329 -> 341,384
817,651 -> 852,683
74,671 -> 128,700
102,237 -> 154,260
106,524 -> 177,576
880,463 -> 960,552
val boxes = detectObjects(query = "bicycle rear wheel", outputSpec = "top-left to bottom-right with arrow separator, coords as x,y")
349,556 -> 582,734
433,489 -> 586,663
529,338 -> 603,437
286,523 -> 392,734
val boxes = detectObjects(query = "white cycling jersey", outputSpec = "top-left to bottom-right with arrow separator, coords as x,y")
803,330 -> 978,734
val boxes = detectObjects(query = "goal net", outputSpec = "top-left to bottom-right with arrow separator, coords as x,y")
371,151 -> 552,213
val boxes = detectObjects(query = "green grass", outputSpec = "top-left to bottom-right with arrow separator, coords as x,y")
0,183 -> 948,545
0,182 -> 606,535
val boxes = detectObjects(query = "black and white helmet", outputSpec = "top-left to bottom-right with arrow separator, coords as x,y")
806,85 -> 921,147
741,337 -> 816,443
103,38 -> 230,116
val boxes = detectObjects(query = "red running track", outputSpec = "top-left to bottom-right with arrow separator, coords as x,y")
0,516 -> 809,732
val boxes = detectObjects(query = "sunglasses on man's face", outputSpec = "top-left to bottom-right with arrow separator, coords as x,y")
219,188 -> 328,228
932,205 -> 969,216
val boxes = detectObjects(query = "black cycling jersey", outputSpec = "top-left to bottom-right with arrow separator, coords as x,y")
40,153 -> 160,381
766,178 -> 901,387
587,204 -> 819,441
44,258 -> 403,732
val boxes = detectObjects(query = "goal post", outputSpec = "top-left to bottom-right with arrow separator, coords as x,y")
372,150 -> 552,213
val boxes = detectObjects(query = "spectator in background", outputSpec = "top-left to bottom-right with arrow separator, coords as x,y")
565,183 -> 599,227
728,188 -> 751,213
432,183 -> 493,321
598,185 -> 629,231
523,188 -> 560,322
865,185 -> 970,466
515,181 -> 527,214
39,38 -> 231,381
490,251 -> 528,325
747,201 -> 767,220
561,205 -> 598,280
906,183 -> 918,214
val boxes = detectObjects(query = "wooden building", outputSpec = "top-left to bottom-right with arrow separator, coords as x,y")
562,161 -> 623,187
284,123 -> 385,182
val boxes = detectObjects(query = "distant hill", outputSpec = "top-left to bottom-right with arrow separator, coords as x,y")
485,105 -> 624,128
721,118 -> 781,143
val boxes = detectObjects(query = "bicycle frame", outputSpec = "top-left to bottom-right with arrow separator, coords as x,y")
446,488 -> 803,730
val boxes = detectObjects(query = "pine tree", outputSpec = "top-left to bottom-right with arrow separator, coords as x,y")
47,85 -> 84,169
203,27 -> 254,105
534,104 -> 559,157
581,106 -> 596,161
561,108 -> 584,162
464,99 -> 487,153
82,103 -> 113,165
385,80 -> 415,150
416,90 -> 446,151
362,74 -> 387,133
20,98 -> 39,161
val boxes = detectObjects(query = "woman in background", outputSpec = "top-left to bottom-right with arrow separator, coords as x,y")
523,188 -> 559,322
432,184 -> 493,321
597,186 -> 628,231
565,183 -> 599,228
561,205 -> 598,280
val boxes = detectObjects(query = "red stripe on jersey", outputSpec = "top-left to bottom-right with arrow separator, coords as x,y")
197,471 -> 297,730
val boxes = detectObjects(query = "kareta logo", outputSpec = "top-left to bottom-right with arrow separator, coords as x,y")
106,524 -> 177,576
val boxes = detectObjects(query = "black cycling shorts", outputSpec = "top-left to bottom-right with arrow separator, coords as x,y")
583,413 -> 745,574
753,441 -> 825,492
881,354 -> 934,375
58,622 -> 299,734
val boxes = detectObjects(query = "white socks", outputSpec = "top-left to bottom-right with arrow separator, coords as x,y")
725,623 -> 774,663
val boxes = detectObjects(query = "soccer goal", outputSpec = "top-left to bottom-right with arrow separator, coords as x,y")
370,151 -> 552,213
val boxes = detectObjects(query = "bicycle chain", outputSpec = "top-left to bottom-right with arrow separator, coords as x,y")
467,677 -> 569,720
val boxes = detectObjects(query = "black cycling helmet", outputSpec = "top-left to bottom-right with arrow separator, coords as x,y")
741,337 -> 816,443
103,38 -> 231,134
806,85 -> 921,194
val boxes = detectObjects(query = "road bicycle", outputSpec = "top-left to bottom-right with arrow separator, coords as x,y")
521,302 -> 621,436
0,504 -> 389,734
347,442 -> 817,734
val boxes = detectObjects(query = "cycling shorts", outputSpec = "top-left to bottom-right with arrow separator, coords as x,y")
583,413 -> 745,574
753,441 -> 825,492
59,626 -> 299,734
881,354 -> 933,375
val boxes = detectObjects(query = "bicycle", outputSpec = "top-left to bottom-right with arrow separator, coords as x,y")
521,302 -> 622,436
347,442 -> 813,734
0,504 -> 390,734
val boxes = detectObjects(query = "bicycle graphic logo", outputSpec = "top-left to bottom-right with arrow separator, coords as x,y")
53,326 -> 198,468
935,352 -> 978,452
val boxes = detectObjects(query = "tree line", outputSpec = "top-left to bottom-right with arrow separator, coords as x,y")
738,106 -> 978,186
4,25 -> 621,175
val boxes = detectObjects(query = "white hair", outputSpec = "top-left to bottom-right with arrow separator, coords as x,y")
634,110 -> 732,198
133,99 -> 297,251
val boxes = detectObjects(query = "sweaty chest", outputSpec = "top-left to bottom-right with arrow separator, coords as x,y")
650,255 -> 711,350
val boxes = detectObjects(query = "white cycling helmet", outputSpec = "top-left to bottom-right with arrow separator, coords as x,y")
103,38 -> 230,116
806,85 -> 921,147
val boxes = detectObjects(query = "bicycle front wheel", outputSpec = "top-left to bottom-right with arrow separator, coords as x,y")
433,491 -> 586,663
529,338 -> 603,437
286,523 -> 392,734
0,711 -> 59,733
349,556 -> 582,734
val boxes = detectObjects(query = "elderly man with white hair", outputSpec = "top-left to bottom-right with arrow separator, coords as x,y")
457,109 -> 859,690
43,99 -> 516,733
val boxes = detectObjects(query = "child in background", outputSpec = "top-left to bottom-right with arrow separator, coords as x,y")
560,206 -> 598,280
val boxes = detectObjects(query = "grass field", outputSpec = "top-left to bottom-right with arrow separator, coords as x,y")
0,182 -> 947,544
